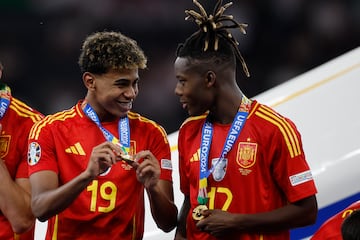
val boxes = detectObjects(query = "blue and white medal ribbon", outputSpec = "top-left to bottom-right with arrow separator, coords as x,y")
0,84 -> 11,120
83,102 -> 130,154
197,96 -> 251,205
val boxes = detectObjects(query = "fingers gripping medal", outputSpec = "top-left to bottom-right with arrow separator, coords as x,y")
192,205 -> 208,221
119,152 -> 134,164
115,143 -> 134,164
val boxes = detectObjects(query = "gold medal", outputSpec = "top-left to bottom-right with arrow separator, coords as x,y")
115,143 -> 133,164
192,205 -> 208,220
117,153 -> 134,164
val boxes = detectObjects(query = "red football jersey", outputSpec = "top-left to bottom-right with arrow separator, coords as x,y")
0,97 -> 43,240
311,201 -> 360,240
28,101 -> 172,240
178,100 -> 317,240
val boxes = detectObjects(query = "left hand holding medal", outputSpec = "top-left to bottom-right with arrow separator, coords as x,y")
132,150 -> 160,189
195,209 -> 234,238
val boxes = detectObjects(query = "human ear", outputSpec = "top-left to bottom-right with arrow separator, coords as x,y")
83,72 -> 95,90
205,71 -> 216,86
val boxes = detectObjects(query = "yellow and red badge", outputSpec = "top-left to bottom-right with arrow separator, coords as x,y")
0,135 -> 10,158
236,141 -> 257,168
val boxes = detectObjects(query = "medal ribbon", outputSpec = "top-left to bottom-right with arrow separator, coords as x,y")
0,83 -> 11,120
83,102 -> 130,154
197,96 -> 251,205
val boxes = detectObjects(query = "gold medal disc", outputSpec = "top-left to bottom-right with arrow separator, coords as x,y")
117,153 -> 134,164
192,205 -> 208,221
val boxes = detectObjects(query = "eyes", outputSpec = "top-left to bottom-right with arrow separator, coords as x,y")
114,79 -> 139,88
177,78 -> 186,86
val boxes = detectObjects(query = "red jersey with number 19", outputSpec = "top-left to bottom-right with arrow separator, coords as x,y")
0,97 -> 43,240
28,101 -> 172,240
178,100 -> 317,240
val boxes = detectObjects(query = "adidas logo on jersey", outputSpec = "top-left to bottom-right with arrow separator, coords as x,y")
65,142 -> 85,155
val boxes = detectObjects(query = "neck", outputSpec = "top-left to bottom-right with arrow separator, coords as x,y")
209,91 -> 243,124
83,98 -> 118,123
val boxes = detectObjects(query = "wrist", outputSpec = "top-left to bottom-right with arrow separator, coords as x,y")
145,181 -> 161,195
80,170 -> 96,183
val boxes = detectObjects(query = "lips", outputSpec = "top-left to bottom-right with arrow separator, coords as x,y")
180,101 -> 188,110
117,101 -> 133,111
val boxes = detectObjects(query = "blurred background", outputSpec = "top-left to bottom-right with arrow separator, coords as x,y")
0,0 -> 359,134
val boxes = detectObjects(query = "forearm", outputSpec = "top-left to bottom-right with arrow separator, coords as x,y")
229,196 -> 318,233
0,173 -> 34,233
31,171 -> 94,222
175,195 -> 190,239
146,181 -> 178,232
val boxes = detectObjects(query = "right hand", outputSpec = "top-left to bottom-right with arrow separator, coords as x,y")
85,141 -> 123,178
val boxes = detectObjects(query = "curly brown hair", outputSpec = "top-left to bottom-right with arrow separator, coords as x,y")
78,31 -> 147,74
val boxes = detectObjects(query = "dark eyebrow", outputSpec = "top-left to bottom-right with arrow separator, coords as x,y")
114,78 -> 129,83
114,77 -> 139,84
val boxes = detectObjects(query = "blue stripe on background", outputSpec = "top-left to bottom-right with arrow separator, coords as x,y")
290,192 -> 360,239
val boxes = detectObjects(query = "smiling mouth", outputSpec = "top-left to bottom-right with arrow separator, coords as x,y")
118,101 -> 133,110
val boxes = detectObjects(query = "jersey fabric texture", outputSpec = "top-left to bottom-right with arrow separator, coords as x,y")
0,96 -> 43,240
28,101 -> 172,240
311,201 -> 360,240
178,100 -> 317,240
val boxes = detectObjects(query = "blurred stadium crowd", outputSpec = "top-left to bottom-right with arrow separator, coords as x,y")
0,0 -> 359,133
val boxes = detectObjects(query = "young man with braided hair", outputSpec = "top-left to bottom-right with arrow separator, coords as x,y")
27,31 -> 177,239
0,61 -> 44,239
173,1 -> 318,239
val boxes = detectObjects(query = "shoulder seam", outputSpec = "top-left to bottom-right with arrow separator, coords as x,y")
255,105 -> 301,158
30,108 -> 77,140
10,98 -> 43,123
128,112 -> 169,144
180,114 -> 207,129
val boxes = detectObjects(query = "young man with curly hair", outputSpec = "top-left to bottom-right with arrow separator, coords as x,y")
27,31 -> 177,239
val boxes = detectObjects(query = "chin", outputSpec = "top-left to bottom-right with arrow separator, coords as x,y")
187,109 -> 195,116
114,110 -> 129,118
120,111 -> 130,117
188,110 -> 204,117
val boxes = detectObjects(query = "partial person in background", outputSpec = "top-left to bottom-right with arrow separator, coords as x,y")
0,61 -> 44,239
173,0 -> 318,239
311,200 -> 360,239
27,30 -> 177,239
342,209 -> 360,240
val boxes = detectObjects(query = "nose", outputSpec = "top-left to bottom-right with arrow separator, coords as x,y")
124,86 -> 137,99
174,82 -> 182,96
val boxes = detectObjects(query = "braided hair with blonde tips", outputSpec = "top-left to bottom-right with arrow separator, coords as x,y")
176,0 -> 250,77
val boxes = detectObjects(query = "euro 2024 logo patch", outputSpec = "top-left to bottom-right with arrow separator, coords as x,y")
28,142 -> 41,166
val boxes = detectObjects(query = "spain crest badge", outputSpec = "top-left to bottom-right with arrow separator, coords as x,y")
0,135 -> 10,158
236,141 -> 257,168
